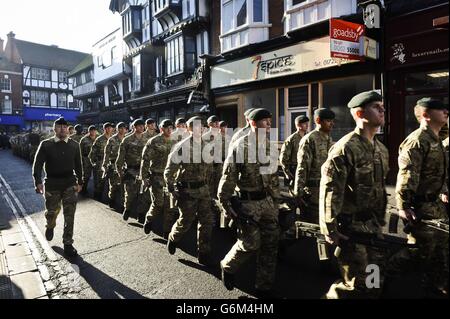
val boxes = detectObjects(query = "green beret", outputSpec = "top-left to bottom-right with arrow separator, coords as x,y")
244,108 -> 256,117
219,121 -> 228,128
175,118 -> 186,125
248,108 -> 272,121
348,90 -> 383,108
54,117 -> 68,126
314,108 -> 335,120
186,116 -> 203,127
133,119 -> 145,127
88,125 -> 97,131
160,119 -> 174,128
116,122 -> 127,129
145,118 -> 156,125
295,115 -> 309,124
103,122 -> 114,130
74,124 -> 83,131
416,97 -> 446,110
207,115 -> 219,124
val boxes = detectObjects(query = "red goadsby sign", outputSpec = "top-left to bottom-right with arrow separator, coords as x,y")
330,18 -> 365,61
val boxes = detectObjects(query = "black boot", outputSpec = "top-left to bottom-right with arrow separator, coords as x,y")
138,214 -> 146,224
198,252 -> 215,267
167,239 -> 177,255
122,209 -> 130,221
45,228 -> 54,241
221,265 -> 234,291
144,221 -> 152,235
64,244 -> 78,257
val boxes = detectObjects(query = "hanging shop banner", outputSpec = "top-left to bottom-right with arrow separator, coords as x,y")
330,18 -> 365,60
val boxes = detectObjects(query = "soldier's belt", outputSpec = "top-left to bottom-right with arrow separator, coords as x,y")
306,180 -> 320,187
178,181 -> 205,189
237,190 -> 268,201
126,165 -> 140,170
414,194 -> 439,203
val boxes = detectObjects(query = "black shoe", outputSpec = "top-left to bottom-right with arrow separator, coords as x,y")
198,253 -> 214,267
138,214 -> 146,224
163,232 -> 169,240
45,228 -> 54,241
122,210 -> 130,221
63,245 -> 78,257
144,221 -> 152,235
167,239 -> 176,255
255,288 -> 281,299
221,266 -> 234,291
108,200 -> 115,210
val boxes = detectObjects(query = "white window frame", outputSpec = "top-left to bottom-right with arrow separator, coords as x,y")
57,93 -> 67,108
0,77 -> 11,92
31,67 -> 51,81
132,55 -> 142,92
58,71 -> 68,83
0,98 -> 12,114
30,90 -> 49,106
166,34 -> 184,76
221,0 -> 270,36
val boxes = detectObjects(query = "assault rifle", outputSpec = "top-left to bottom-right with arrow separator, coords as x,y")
388,211 -> 449,234
295,220 -> 417,258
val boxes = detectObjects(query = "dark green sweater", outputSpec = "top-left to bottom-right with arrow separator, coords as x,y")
32,138 -> 83,190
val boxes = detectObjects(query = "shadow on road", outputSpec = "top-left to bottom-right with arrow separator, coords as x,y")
53,246 -> 147,299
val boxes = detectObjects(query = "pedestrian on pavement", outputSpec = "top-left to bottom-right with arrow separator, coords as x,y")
32,117 -> 83,257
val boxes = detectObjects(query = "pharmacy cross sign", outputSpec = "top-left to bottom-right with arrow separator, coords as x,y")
330,18 -> 366,61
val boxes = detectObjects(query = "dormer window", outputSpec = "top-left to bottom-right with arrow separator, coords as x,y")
220,0 -> 270,52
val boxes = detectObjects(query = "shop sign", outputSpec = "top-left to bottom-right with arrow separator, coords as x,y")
330,18 -> 365,61
187,90 -> 207,105
211,37 -> 356,89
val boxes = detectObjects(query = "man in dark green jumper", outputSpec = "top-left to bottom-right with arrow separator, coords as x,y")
32,117 -> 83,257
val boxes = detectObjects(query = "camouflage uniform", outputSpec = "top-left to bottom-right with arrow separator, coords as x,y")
172,128 -> 190,143
79,135 -> 96,191
279,131 -> 304,193
320,128 -> 389,299
229,126 -> 250,152
395,126 -> 449,294
102,133 -> 124,205
88,134 -> 109,196
218,132 -> 281,291
143,129 -> 157,140
140,133 -> 176,233
70,133 -> 84,144
32,137 -> 83,245
164,135 -> 214,256
294,129 -> 333,222
115,132 -> 150,216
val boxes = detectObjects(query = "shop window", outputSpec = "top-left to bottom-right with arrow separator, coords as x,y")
278,88 -> 285,141
288,86 -> 308,107
322,74 -> 374,141
405,70 -> 449,92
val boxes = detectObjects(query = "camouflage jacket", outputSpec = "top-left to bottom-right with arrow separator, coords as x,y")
143,129 -> 158,140
319,128 -> 389,235
102,134 -> 124,170
79,135 -> 97,158
70,133 -> 84,144
294,129 -> 332,200
115,132 -> 150,176
229,126 -> 250,151
279,131 -> 304,174
218,131 -> 281,213
444,137 -> 449,190
89,134 -> 110,166
171,128 -> 190,143
164,135 -> 212,197
140,133 -> 176,179
395,126 -> 448,212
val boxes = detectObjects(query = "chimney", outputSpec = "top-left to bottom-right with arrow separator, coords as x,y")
5,31 -> 20,64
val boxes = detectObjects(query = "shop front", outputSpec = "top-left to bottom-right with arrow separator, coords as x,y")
0,115 -> 24,133
385,3 -> 449,182
23,107 -> 81,134
211,36 -> 381,143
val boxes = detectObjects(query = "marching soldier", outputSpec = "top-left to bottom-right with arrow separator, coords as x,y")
229,108 -> 256,151
102,122 -> 128,210
116,119 -> 149,223
140,119 -> 176,238
319,91 -> 389,299
89,123 -> 115,201
143,118 -> 158,139
218,108 -> 281,298
172,118 -> 189,143
294,109 -> 334,222
395,97 -> 448,297
70,125 -> 84,144
280,115 -> 309,195
79,125 -> 98,195
164,116 -> 214,266
68,125 -> 74,136
32,117 -> 83,257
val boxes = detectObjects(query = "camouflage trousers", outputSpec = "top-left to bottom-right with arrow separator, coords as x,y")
326,242 -> 387,299
44,185 -> 78,245
92,164 -> 106,195
108,171 -> 123,205
145,175 -> 176,233
123,175 -> 150,216
169,186 -> 214,255
220,196 -> 279,290
82,157 -> 93,188
209,164 -> 223,224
